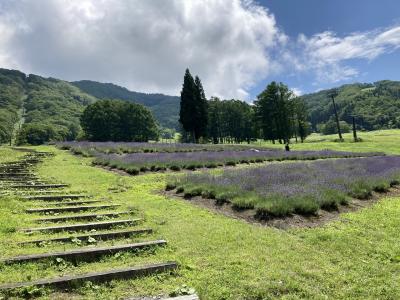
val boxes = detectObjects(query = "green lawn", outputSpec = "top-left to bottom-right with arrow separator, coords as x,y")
258,129 -> 400,154
0,130 -> 400,299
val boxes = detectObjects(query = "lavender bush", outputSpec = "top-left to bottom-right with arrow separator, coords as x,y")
90,149 -> 382,174
167,156 -> 400,218
57,141 -> 266,155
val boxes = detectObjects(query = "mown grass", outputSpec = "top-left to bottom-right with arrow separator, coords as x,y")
260,129 -> 400,154
0,130 -> 400,299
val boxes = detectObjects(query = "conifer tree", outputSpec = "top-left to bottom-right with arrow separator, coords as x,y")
179,69 -> 197,142
194,76 -> 208,141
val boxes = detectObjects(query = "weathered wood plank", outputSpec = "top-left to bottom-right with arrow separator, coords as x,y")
35,211 -> 131,222
9,184 -> 69,189
23,194 -> 88,201
0,261 -> 177,290
1,240 -> 167,264
25,204 -> 120,213
32,199 -> 103,206
19,228 -> 153,245
163,295 -> 199,300
21,219 -> 141,232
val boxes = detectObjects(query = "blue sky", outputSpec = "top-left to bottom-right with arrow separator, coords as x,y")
0,0 -> 399,100
250,0 -> 400,98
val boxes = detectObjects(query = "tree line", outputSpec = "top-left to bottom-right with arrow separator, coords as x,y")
179,69 -> 310,144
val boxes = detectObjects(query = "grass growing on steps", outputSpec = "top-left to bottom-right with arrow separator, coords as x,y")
0,147 -> 25,163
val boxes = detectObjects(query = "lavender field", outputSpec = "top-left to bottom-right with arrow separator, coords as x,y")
167,156 -> 400,218
57,141 -> 264,154
88,148 -> 381,174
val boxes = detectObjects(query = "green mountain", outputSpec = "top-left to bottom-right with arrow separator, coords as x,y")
0,69 -> 26,144
72,80 -> 180,130
0,68 -> 180,145
0,68 -> 98,144
301,80 -> 400,131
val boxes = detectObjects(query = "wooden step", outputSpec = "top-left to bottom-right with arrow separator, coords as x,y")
0,262 -> 177,290
20,228 -> 153,245
21,219 -> 140,233
0,173 -> 33,176
23,194 -> 88,201
162,295 -> 199,300
31,199 -> 103,206
1,240 -> 167,264
35,211 -> 131,222
26,204 -> 120,214
9,184 -> 69,189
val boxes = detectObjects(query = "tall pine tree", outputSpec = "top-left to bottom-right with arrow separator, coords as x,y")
179,69 -> 197,142
194,76 -> 208,141
179,69 -> 208,143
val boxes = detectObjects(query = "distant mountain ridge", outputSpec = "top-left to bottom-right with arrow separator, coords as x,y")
71,80 -> 180,129
300,80 -> 400,131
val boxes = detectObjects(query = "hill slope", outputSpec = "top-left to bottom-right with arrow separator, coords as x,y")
0,69 -> 26,143
72,80 -> 180,129
301,80 -> 400,131
0,68 -> 98,144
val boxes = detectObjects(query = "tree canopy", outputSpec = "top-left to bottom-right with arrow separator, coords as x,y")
81,100 -> 159,142
255,82 -> 310,144
179,69 -> 208,142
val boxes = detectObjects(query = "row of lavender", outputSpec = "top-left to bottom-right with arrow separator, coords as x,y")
57,141 -> 265,155
166,156 -> 400,218
88,149 -> 381,175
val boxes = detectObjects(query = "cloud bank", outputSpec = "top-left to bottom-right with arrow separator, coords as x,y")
289,26 -> 400,84
0,0 -> 285,99
0,0 -> 399,98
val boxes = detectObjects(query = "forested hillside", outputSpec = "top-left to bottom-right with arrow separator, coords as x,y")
18,75 -> 97,144
0,68 -> 99,144
0,69 -> 26,144
72,80 -> 180,130
302,80 -> 400,131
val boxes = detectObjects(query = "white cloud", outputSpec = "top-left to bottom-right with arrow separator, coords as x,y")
291,87 -> 303,96
287,25 -> 400,84
0,0 -> 286,99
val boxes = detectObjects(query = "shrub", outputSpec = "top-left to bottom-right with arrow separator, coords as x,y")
349,181 -> 372,199
390,179 -> 400,187
201,189 -> 217,199
373,182 -> 389,193
184,187 -> 203,198
126,167 -> 139,175
255,197 -> 294,219
170,165 -> 181,171
231,195 -> 258,210
176,186 -> 185,193
293,196 -> 319,215
165,183 -> 176,191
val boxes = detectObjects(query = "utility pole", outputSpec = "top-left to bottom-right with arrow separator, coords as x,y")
328,89 -> 343,141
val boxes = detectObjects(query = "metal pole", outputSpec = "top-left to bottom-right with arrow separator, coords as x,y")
331,95 -> 343,140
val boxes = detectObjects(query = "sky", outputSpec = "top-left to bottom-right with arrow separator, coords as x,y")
0,0 -> 399,101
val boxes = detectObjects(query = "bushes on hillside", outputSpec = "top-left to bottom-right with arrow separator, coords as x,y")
318,119 -> 350,135
80,100 -> 159,142
16,123 -> 59,145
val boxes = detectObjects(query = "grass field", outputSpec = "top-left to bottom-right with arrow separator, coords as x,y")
1,129 -> 400,299
260,129 -> 400,154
